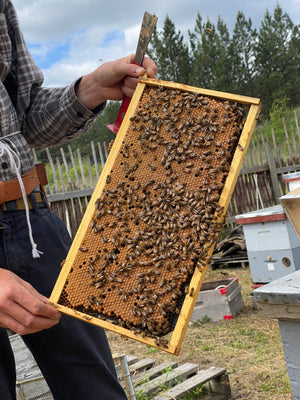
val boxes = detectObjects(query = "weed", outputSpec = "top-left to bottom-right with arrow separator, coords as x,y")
146,345 -> 159,355
135,389 -> 150,400
192,315 -> 212,326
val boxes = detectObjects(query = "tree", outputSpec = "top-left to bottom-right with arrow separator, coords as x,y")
230,11 -> 257,96
147,15 -> 192,83
189,14 -> 233,92
254,4 -> 297,114
189,14 -> 216,88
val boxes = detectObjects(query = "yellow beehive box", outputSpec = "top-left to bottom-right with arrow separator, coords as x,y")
50,77 -> 261,355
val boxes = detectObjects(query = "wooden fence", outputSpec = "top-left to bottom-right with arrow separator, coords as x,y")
33,111 -> 300,237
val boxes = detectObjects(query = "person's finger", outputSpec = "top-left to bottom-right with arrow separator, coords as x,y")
0,308 -> 60,335
141,56 -> 158,78
13,287 -> 61,320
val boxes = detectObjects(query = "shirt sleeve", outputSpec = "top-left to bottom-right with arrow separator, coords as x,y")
22,79 -> 106,148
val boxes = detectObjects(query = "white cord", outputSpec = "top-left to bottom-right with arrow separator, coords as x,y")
0,140 -> 43,258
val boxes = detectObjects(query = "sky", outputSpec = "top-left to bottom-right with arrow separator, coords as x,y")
13,0 -> 300,88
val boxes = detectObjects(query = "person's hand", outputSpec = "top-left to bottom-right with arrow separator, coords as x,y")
76,54 -> 157,110
0,269 -> 61,335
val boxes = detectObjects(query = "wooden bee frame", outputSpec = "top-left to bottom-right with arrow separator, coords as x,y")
50,77 -> 261,355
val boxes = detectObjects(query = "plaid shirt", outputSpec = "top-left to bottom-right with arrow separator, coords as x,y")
0,0 -> 105,181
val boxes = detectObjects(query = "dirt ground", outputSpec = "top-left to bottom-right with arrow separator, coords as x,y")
106,266 -> 293,400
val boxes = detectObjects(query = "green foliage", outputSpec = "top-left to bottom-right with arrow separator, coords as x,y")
258,97 -> 298,145
270,97 -> 290,125
181,387 -> 206,399
146,345 -> 159,354
36,4 -> 300,162
146,4 -> 300,117
35,101 -> 119,163
135,390 -> 149,400
192,315 -> 212,326
147,15 -> 192,83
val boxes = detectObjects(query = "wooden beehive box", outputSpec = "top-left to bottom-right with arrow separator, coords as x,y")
50,77 -> 261,355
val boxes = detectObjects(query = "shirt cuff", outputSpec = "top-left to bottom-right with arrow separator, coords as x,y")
65,78 -> 106,122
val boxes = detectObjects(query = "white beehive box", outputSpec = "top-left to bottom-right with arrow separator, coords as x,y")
236,205 -> 300,284
254,271 -> 300,400
190,277 -> 243,322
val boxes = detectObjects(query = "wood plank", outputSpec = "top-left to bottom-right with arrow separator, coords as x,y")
265,142 -> 281,203
139,77 -> 261,105
132,361 -> 178,385
255,130 -> 263,165
134,363 -> 199,397
128,358 -> 156,374
68,144 -> 80,189
87,156 -> 94,187
125,355 -> 139,366
46,147 -> 58,193
91,140 -> 99,180
47,189 -> 94,202
77,148 -> 87,189
294,109 -> 300,139
256,302 -> 300,320
152,367 -> 227,400
103,141 -> 109,159
283,117 -> 293,161
98,142 -> 105,168
56,156 -> 65,192
60,147 -> 72,189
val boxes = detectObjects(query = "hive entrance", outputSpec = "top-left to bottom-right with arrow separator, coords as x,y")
50,78 -> 261,354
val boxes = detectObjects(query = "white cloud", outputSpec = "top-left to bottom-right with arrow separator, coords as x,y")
13,0 -> 300,87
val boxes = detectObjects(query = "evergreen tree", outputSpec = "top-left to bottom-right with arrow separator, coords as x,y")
189,14 -> 233,92
254,4 -> 296,114
230,11 -> 257,96
214,17 -> 234,92
189,13 -> 216,88
147,15 -> 191,83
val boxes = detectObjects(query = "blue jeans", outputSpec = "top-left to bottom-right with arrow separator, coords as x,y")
0,199 -> 127,400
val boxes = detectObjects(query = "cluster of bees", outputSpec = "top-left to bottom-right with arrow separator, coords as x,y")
59,84 -> 247,347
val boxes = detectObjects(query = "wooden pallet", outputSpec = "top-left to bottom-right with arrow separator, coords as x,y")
115,355 -> 236,400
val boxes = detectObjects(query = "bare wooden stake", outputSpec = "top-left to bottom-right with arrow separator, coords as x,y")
87,156 -> 94,187
98,142 -> 105,168
60,147 -> 72,189
91,140 -> 99,180
56,156 -> 65,192
103,141 -> 109,159
46,147 -> 58,193
265,142 -> 281,203
77,148 -> 87,189
290,125 -> 299,158
294,109 -> 300,139
282,117 -> 293,161
68,145 -> 80,189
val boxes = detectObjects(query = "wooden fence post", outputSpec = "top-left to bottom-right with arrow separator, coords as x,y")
91,140 -> 99,180
46,147 -> 58,193
77,148 -> 87,189
265,142 -> 281,203
98,142 -> 106,168
68,144 -> 80,189
60,147 -> 72,189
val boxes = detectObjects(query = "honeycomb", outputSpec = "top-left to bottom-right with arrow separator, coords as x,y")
52,80 -> 260,352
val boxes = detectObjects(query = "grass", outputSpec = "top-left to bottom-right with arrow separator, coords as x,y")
107,266 -> 293,400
